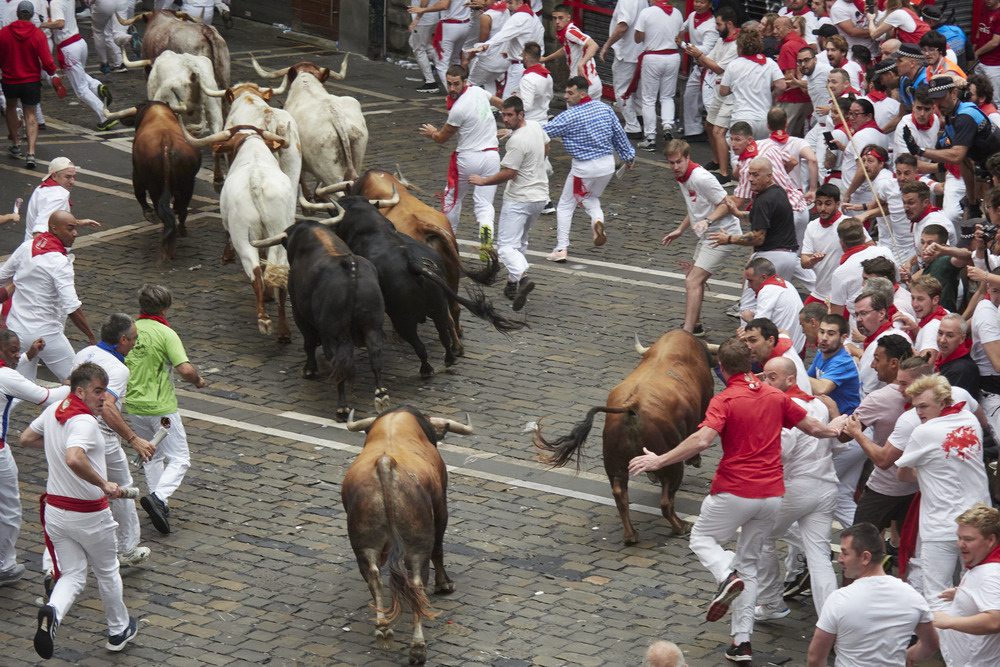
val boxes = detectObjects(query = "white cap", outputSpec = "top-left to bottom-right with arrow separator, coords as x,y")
46,157 -> 74,178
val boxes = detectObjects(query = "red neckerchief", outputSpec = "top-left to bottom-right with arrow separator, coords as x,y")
54,393 -> 94,425
863,320 -> 893,348
31,232 -> 67,257
692,10 -> 712,27
769,130 -> 790,144
653,0 -> 674,14
768,336 -> 793,360
728,372 -> 763,391
514,2 -> 533,15
939,401 -> 967,417
556,23 -> 568,41
839,243 -> 868,264
855,118 -> 882,133
445,85 -> 468,111
523,63 -> 550,78
982,102 -> 999,116
754,274 -> 786,296
578,95 -> 593,105
918,305 -> 948,329
738,140 -> 759,162
841,86 -> 860,97
970,543 -> 1000,569
819,210 -> 842,228
909,203 -> 940,232
832,57 -> 846,68
741,54 -> 767,65
139,312 -> 170,327
677,161 -> 699,183
785,385 -> 815,401
867,90 -> 887,102
913,115 -> 933,130
723,28 -> 739,42
39,177 -> 62,188
935,339 -> 972,371
832,118 -> 847,132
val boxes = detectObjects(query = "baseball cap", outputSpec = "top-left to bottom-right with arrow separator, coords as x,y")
46,157 -> 74,178
872,58 -> 897,76
895,43 -> 923,59
16,1 -> 33,16
927,76 -> 957,98
813,24 -> 839,38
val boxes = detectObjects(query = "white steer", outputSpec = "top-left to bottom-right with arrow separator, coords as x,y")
124,48 -> 223,134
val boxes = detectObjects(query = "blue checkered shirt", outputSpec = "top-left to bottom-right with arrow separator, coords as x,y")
544,100 -> 636,164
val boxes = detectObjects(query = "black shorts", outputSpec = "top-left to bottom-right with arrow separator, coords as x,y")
1,80 -> 42,107
853,489 -> 916,530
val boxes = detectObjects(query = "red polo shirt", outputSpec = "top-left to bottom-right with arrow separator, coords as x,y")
699,373 -> 807,498
777,32 -> 810,104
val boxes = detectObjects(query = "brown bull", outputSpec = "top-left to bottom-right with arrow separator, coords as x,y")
117,10 -> 230,88
346,169 -> 500,354
536,330 -> 713,544
342,407 -> 471,664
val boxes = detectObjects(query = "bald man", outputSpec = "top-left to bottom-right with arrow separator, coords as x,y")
0,210 -> 96,383
643,640 -> 687,667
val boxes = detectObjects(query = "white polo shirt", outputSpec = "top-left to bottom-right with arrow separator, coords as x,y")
72,345 -> 130,444
635,5 -> 684,51
0,237 -> 82,337
446,85 -> 499,153
32,400 -> 106,501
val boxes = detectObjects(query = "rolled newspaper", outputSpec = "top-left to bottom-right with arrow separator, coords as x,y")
118,487 -> 141,499
131,419 -> 171,465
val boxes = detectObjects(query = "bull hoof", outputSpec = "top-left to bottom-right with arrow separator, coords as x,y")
258,319 -> 273,336
178,221 -> 187,238
443,353 -> 456,368
302,367 -> 319,379
452,343 -> 465,357
374,389 -> 390,414
623,532 -> 639,545
335,407 -> 351,423
672,520 -> 693,536
142,210 -> 160,224
419,363 -> 434,379
434,580 -> 455,595
276,332 -> 292,345
220,245 -> 236,265
375,626 -> 393,647
409,642 -> 427,665
213,178 -> 224,194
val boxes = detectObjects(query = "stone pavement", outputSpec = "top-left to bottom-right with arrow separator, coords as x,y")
0,11 -> 945,667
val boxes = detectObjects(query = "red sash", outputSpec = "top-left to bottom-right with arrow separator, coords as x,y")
439,147 -> 498,213
31,232 -> 67,258
934,338 -> 972,371
899,490 -> 920,579
839,243 -> 868,265
572,175 -> 590,203
40,493 -> 109,581
55,33 -> 82,70
623,48 -> 679,100
432,18 -> 470,59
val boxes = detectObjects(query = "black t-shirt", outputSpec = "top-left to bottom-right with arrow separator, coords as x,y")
751,184 -> 798,252
943,104 -> 1000,162
940,354 -> 981,402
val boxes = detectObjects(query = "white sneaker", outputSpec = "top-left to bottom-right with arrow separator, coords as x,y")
754,603 -> 791,621
118,546 -> 151,568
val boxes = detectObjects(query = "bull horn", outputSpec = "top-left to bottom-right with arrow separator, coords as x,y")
270,73 -> 290,96
634,333 -> 650,356
251,53 -> 291,80
175,10 -> 201,23
705,343 -> 720,355
299,195 -> 340,212
429,414 -> 474,436
394,164 -> 414,189
199,80 -> 228,98
101,103 -> 138,121
115,11 -> 145,26
319,201 -> 346,226
178,121 -> 232,148
327,54 -> 349,81
314,180 -> 354,197
250,231 -> 288,248
120,45 -> 150,68
170,100 -> 190,115
369,184 -> 399,208
261,130 -> 287,147
345,409 -> 377,432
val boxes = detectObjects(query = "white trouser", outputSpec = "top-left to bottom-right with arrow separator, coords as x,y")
807,123 -> 831,183
135,412 -> 189,503
757,478 -> 838,615
554,170 -> 613,250
469,56 -> 508,95
446,150 -> 499,235
435,21 -> 470,86
409,24 -> 437,84
980,391 -> 1000,443
181,2 -> 214,24
739,250 -> 800,311
689,492 -> 781,637
91,0 -> 131,67
920,539 -> 961,612
45,505 -> 130,635
57,39 -> 106,121
981,64 -> 1000,105
701,77 -> 716,120
10,329 -> 76,383
505,62 -> 525,98
105,435 -> 140,554
639,53 -> 680,139
832,440 -> 868,528
0,445 -> 19,571
497,199 -> 545,281
683,65 -> 705,135
612,58 -> 641,133
943,171 -> 966,226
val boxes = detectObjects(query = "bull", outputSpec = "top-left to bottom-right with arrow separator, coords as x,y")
251,55 -> 366,192
342,406 -> 471,664
102,101 -> 200,263
121,48 -> 224,135
251,217 -> 388,420
116,9 -> 230,88
307,196 -> 525,378
535,330 -> 713,544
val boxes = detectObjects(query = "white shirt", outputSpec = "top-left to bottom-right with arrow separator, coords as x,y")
842,125 -> 887,202
704,34 -> 737,90
24,182 -> 71,243
32,401 -> 106,501
677,164 -> 740,238
411,0 -> 438,27
911,209 -> 956,259
440,0 -> 470,22
72,345 -> 130,443
892,114 -> 939,160
608,0 -> 647,63
49,0 -> 81,44
816,575 -> 932,667
914,317 -> 942,355
0,364 -> 69,446
869,96 -> 900,131
805,59 -> 834,113
883,7 -> 917,33
972,298 -> 1000,378
829,0 -> 875,52
894,285 -> 916,322
843,59 -> 865,91
940,563 -> 1000,667
500,120 -> 549,202
753,282 -> 806,353
685,10 -> 718,53
857,326 -> 897,395
781,395 -> 837,483
479,9 -> 542,62
635,5 -> 684,52
475,5 -> 509,68
0,238 -> 82,337
516,70 -> 552,124
870,170 -> 913,268
2,0 -> 45,28
446,85 -> 499,153
829,244 -> 895,317
801,215 -> 847,302
720,56 -> 784,124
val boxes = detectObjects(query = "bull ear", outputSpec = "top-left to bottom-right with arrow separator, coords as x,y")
265,139 -> 283,151
210,141 -> 228,154
262,89 -> 273,102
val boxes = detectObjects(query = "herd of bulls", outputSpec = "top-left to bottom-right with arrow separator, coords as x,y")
102,11 -> 715,663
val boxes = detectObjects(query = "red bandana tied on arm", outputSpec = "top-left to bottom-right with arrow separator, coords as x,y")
31,232 -> 67,258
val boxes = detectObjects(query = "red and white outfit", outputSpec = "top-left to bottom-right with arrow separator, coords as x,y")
842,121 -> 887,207
720,53 -> 783,139
775,31 -> 812,136
682,8 -> 718,136
677,161 -> 740,276
897,407 -> 992,610
829,0 -> 876,52
515,63 -> 552,124
757,390 -> 838,616
865,90 -> 901,134
409,0 -> 439,86
690,374 -> 807,643
909,203 -> 956,264
468,1 -> 509,95
0,233 -> 83,383
23,176 -> 71,243
882,7 -> 930,44
974,4 -> 1000,102
475,2 -> 542,98
801,210 -> 846,304
441,85 -> 500,236
49,0 -> 108,122
33,395 -> 131,639
913,305 -> 948,356
0,361 -> 69,576
802,59 -> 834,180
631,2 -> 683,140
938,548 -> 1000,666
432,0 -> 472,86
702,27 -> 738,130
759,130 -> 814,246
607,0 -> 646,135
870,168 -> 914,269
750,275 -> 806,353
496,119 -> 549,282
556,20 -> 601,100
829,242 -> 894,323
90,0 -> 133,69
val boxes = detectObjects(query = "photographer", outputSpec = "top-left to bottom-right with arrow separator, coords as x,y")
968,188 -> 1000,273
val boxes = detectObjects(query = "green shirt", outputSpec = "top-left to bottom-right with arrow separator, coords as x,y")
926,255 -> 961,312
124,318 -> 189,416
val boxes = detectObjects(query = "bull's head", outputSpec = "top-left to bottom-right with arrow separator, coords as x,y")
251,53 -> 349,85
345,409 -> 474,437
252,201 -> 346,248
303,185 -> 398,209
634,333 -> 650,356
201,78 -> 288,103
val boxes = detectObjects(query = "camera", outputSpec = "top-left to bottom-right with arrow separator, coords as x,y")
961,221 -> 1000,245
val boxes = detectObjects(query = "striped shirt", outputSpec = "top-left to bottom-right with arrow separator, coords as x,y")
734,141 -> 807,211
544,100 -> 636,163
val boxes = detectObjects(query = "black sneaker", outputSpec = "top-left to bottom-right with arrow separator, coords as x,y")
25,153 -> 35,169
34,604 -> 57,659
707,571 -> 744,622
503,280 -> 518,300
512,278 -> 535,312
692,323 -> 706,337
8,144 -> 21,157
705,160 -> 720,172
109,63 -> 127,73
42,572 -> 53,603
782,566 -> 811,599
541,200 -> 556,215
416,82 -> 439,93
714,172 -> 737,187
96,118 -> 119,132
140,494 -> 170,534
106,616 -> 138,652
725,641 -> 752,662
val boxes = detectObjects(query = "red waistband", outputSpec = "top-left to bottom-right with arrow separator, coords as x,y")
56,34 -> 83,50
44,493 -> 109,512
644,48 -> 679,55
442,18 -> 470,24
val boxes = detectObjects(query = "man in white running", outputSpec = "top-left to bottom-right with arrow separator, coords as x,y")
409,0 -> 471,88
599,0 -> 646,138
679,0 -> 718,139
546,4 -> 601,100
630,0 -> 684,150
466,0 -> 542,98
409,0 -> 441,93
22,157 -> 100,242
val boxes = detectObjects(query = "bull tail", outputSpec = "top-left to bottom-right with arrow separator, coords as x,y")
376,454 -> 438,625
534,399 -> 640,469
156,142 -> 177,252
326,257 -> 359,386
459,245 -> 501,286
329,104 -> 359,180
412,260 -> 527,334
